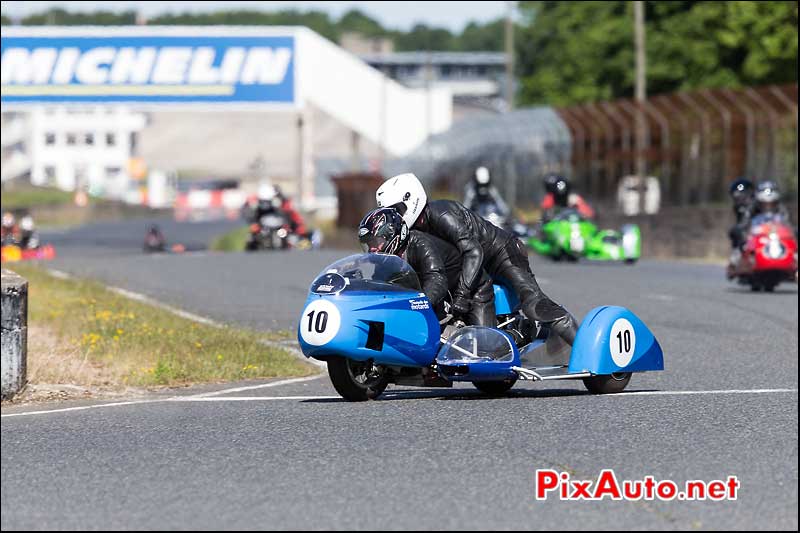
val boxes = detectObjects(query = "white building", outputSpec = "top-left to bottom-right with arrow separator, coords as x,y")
20,107 -> 146,199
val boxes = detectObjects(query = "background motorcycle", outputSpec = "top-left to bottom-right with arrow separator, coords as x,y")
728,213 -> 798,292
246,212 -> 291,251
475,201 -> 530,240
528,208 -> 640,264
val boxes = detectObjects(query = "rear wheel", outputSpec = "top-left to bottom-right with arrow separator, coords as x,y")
624,258 -> 638,265
472,377 -> 518,396
583,372 -> 631,394
327,357 -> 388,401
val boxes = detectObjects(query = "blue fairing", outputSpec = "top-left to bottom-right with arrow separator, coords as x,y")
493,284 -> 519,315
297,291 -> 441,367
568,306 -> 664,375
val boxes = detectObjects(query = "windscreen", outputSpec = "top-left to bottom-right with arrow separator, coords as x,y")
311,253 -> 421,293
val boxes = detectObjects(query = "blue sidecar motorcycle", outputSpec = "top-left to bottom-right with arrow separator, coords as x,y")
298,254 -> 663,401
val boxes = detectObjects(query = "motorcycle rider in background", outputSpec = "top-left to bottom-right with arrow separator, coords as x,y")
377,173 -> 579,346
250,183 -> 285,222
18,215 -> 39,250
273,185 -> 311,240
1,212 -> 18,245
727,179 -> 794,278
728,178 -> 755,250
249,183 -> 312,240
464,166 -> 511,219
748,181 -> 791,222
358,207 -> 496,327
540,174 -> 595,221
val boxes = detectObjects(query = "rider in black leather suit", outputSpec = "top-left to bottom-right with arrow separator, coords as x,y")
359,208 -> 496,326
728,178 -> 755,249
412,199 -> 578,344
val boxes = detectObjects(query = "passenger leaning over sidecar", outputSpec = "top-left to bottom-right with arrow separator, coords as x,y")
358,207 -> 496,327
377,173 -> 579,346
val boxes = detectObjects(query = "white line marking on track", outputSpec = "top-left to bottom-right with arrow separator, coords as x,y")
106,286 -> 223,327
170,395 -> 340,402
612,388 -> 797,397
2,388 -> 796,418
0,399 -> 160,418
187,375 -> 326,398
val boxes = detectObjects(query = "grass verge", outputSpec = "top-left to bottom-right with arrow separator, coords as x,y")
9,264 -> 315,389
210,226 -> 251,252
1,185 -> 76,210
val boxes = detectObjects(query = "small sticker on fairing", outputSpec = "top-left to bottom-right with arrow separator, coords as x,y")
609,318 -> 636,367
409,299 -> 430,310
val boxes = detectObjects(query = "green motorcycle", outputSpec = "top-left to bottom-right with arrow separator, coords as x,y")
527,208 -> 641,264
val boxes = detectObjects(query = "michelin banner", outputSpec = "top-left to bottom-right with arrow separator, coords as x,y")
0,30 -> 296,106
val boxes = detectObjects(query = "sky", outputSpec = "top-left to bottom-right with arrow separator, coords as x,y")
0,1 -> 510,32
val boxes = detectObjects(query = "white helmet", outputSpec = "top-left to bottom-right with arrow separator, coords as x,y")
19,215 -> 35,232
257,183 -> 277,201
376,173 -> 427,229
475,166 -> 490,185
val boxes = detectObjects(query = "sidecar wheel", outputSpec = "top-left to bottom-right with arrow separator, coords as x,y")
327,357 -> 388,401
472,378 -> 517,396
583,372 -> 631,394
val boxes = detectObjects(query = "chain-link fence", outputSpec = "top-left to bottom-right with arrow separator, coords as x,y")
386,84 -> 798,210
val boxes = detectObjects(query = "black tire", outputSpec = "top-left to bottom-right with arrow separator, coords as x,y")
763,282 -> 776,292
327,357 -> 388,401
583,372 -> 632,394
624,258 -> 637,265
750,282 -> 762,292
473,378 -> 518,396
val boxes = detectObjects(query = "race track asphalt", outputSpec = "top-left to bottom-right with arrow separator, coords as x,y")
1,219 -> 797,530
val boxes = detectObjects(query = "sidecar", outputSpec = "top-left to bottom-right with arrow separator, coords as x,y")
298,254 -> 663,401
528,209 -> 640,264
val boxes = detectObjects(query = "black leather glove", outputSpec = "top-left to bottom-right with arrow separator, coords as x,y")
451,295 -> 471,317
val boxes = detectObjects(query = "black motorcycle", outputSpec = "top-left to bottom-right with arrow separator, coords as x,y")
245,211 -> 291,251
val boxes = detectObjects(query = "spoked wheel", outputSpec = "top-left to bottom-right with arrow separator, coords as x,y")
582,372 -> 632,394
327,357 -> 388,401
473,377 -> 518,396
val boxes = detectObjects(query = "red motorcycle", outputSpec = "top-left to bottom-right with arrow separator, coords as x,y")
728,214 -> 798,292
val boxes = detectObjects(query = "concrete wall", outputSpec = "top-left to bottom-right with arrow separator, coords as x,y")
1,269 -> 27,400
596,205 -> 798,260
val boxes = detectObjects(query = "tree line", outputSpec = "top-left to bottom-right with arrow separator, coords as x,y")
2,2 -> 796,106
0,7 -> 505,52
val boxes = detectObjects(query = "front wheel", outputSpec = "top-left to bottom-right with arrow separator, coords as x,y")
583,372 -> 631,394
327,357 -> 388,401
473,377 -> 518,396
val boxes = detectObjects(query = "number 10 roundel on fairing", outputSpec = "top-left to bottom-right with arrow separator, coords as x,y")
567,306 -> 664,375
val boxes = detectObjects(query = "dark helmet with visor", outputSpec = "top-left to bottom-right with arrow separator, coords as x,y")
358,207 -> 410,256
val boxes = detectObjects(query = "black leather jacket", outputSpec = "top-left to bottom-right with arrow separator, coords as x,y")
404,230 -> 462,307
414,199 -> 510,300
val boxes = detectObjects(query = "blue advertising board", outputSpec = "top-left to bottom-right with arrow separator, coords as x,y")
1,31 -> 296,106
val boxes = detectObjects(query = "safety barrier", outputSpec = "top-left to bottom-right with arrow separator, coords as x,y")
1,269 -> 27,400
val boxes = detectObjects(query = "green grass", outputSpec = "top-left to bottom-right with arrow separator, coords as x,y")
1,186 -> 77,210
210,226 -> 251,251
10,264 -> 315,388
